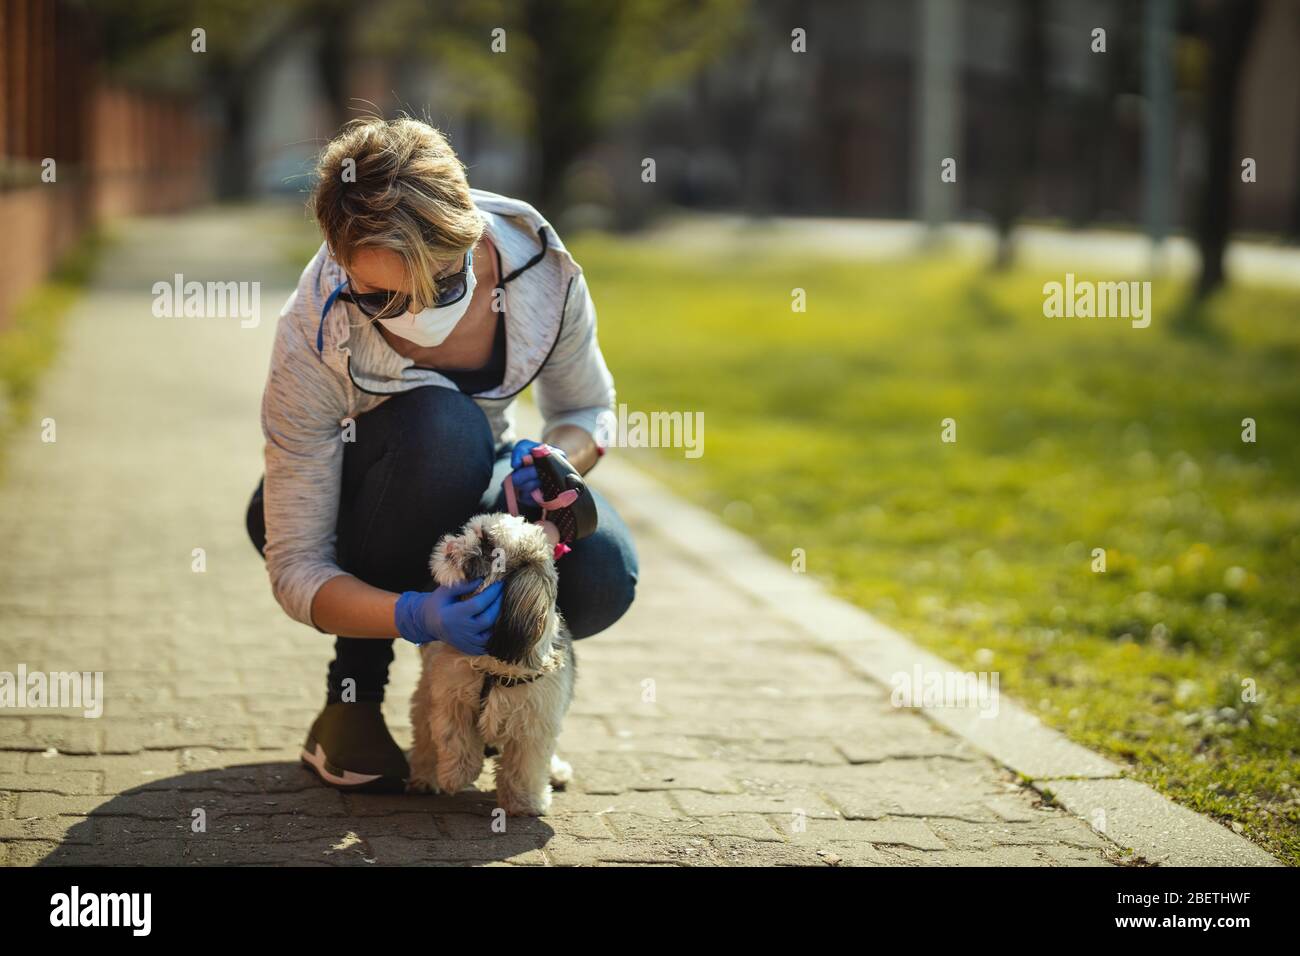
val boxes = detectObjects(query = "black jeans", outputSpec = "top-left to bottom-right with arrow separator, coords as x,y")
246,386 -> 638,704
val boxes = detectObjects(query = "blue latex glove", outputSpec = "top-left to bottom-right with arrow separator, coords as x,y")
394,578 -> 503,653
508,439 -> 567,505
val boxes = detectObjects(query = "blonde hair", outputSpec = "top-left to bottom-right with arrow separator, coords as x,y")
310,116 -> 484,313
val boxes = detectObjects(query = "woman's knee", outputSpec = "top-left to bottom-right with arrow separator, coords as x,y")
353,387 -> 495,494
558,502 -> 639,639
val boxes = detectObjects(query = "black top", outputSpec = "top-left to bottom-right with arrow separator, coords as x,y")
416,242 -> 508,395
425,315 -> 507,394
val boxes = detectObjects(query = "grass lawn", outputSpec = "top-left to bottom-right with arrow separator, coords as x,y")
569,234 -> 1300,864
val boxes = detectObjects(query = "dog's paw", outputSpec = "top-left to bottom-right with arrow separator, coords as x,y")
406,774 -> 438,795
436,759 -> 484,795
499,786 -> 553,817
549,754 -> 573,789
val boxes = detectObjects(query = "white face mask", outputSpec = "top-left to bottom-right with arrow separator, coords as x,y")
375,258 -> 477,348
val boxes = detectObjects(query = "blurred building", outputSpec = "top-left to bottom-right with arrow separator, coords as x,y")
620,0 -> 1299,234
0,0 -> 211,330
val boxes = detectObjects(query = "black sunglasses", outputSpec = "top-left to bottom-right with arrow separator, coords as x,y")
339,248 -> 474,318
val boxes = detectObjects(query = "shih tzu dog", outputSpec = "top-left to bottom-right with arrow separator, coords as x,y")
409,513 -> 575,816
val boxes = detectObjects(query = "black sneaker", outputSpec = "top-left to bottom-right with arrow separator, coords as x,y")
301,702 -> 409,793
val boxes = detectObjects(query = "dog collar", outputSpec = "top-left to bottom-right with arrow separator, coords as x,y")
476,646 -> 566,708
477,665 -> 546,709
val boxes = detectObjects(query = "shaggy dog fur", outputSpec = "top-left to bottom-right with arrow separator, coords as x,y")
408,513 -> 575,815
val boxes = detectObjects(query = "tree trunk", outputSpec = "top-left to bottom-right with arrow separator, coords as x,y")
1193,0 -> 1261,299
213,72 -> 251,200
991,0 -> 1046,269
524,0 -> 620,213
315,1 -> 353,133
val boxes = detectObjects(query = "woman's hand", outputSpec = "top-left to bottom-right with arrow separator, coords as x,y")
508,439 -> 568,505
394,579 -> 503,653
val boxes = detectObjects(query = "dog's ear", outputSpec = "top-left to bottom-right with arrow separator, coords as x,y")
486,562 -> 556,664
430,534 -> 452,577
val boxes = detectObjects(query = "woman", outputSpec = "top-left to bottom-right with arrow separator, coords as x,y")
246,117 -> 638,792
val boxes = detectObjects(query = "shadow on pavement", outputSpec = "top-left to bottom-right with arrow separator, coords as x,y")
38,761 -> 555,866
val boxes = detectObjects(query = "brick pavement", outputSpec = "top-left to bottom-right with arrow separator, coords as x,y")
0,207 -> 1125,866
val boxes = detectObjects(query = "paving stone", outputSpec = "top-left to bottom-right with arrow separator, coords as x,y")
40,839 -> 185,866
0,718 -> 33,749
0,815 -> 97,843
164,760 -> 317,794
19,718 -> 103,755
97,720 -> 172,754
832,724 -> 979,764
806,841 -> 891,866
696,737 -> 848,765
179,842 -> 319,866
342,812 -> 446,842
426,810 -> 517,836
542,812 -> 616,840
544,834 -> 721,866
874,845 -> 1048,867
671,788 -> 841,819
563,732 -> 703,760
177,747 -> 301,772
705,836 -> 835,867
606,811 -> 782,842
4,840 -> 61,866
545,790 -> 682,819
661,695 -> 893,729
365,836 -> 548,866
73,787 -> 348,822
614,755 -> 746,795
254,724 -> 313,749
603,712 -> 814,742
926,817 -> 1108,853
14,792 -> 107,818
1037,843 -> 1116,867
818,762 -> 1036,823
0,752 -> 25,774
0,771 -> 101,795
186,814 -> 275,843
25,749 -> 179,794
788,816 -> 948,851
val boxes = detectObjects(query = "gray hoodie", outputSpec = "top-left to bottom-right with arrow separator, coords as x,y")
260,189 -> 617,628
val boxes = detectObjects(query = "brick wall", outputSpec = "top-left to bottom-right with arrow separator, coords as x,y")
0,0 -> 211,331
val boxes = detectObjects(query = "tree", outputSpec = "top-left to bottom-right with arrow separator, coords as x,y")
91,0 -> 320,198
990,0 -> 1047,270
392,0 -> 749,213
91,0 -> 748,205
1190,0 -> 1261,300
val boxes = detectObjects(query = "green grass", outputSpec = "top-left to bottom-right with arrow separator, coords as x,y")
571,235 -> 1300,864
0,231 -> 107,465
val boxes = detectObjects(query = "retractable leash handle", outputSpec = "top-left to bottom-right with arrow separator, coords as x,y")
504,444 -> 598,560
